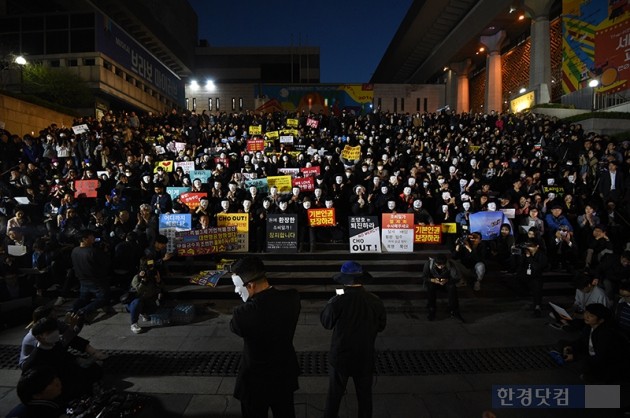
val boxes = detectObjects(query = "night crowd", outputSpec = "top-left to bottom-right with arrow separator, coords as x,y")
1,106 -> 630,416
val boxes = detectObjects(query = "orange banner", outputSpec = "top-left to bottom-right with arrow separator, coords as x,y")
414,225 -> 442,244
307,208 -> 336,227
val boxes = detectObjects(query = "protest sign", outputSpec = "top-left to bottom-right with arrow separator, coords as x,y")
286,118 -> 298,128
175,161 -> 195,174
247,139 -> 265,152
179,192 -> 207,210
175,226 -> 239,256
267,175 -> 292,193
301,166 -> 320,177
190,170 -> 212,183
349,216 -> 381,253
74,180 -> 98,198
292,176 -> 314,192
72,124 -> 89,135
217,213 -> 250,252
248,125 -> 262,135
266,214 -> 298,253
159,213 -> 192,253
414,225 -> 442,244
244,178 -> 268,193
154,160 -> 174,172
469,211 -> 509,240
341,145 -> 361,161
278,168 -> 300,177
166,187 -> 191,201
381,213 -> 414,253
306,118 -> 319,128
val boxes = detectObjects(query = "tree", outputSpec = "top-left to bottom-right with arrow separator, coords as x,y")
22,63 -> 93,108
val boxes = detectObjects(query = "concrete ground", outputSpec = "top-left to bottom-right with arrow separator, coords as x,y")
0,292 -> 624,418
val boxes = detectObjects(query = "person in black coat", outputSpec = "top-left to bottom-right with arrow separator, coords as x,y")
320,261 -> 386,418
561,303 -> 630,384
229,256 -> 301,418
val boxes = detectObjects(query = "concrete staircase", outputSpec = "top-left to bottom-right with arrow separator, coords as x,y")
163,245 -> 575,301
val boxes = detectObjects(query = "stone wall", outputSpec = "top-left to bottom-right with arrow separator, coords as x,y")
0,94 -> 76,137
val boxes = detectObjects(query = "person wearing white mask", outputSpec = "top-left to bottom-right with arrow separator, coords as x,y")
229,256 -> 301,417
297,197 -> 317,252
408,199 -> 433,225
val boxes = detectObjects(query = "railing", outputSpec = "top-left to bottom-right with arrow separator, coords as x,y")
593,90 -> 630,111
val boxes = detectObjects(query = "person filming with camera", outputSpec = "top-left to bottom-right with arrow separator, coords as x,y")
452,232 -> 487,291
517,240 -> 548,317
128,259 -> 164,334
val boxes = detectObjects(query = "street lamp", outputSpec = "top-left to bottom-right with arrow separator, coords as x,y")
589,79 -> 599,111
14,55 -> 27,93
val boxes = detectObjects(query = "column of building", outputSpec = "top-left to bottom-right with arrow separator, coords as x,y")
523,0 -> 554,104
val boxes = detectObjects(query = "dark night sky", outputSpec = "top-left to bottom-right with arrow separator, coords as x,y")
188,0 -> 413,84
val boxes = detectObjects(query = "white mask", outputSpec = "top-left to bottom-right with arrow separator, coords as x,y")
263,200 -> 271,209
413,200 -> 422,209
292,187 -> 300,196
314,189 -> 322,198
408,178 -> 416,186
568,175 -> 575,182
232,274 -> 249,302
438,178 -> 445,185
459,179 -> 467,188
381,186 -> 388,194
194,180 -> 202,187
325,200 -> 334,209
279,202 -> 288,211
228,184 -> 237,192
389,175 -> 397,185
423,181 -> 429,188
452,158 -> 459,166
547,178 -> 555,186
142,176 -> 150,183
302,201 -> 311,210
403,187 -> 411,196
200,199 -> 209,209
335,176 -> 343,184
470,159 -> 477,168
442,205 -> 448,213
362,167 -> 368,172
449,166 -> 456,174
442,192 -> 451,201
487,202 -> 497,211
221,201 -> 230,210
243,201 -> 251,211
250,186 -> 257,195
387,201 -> 396,210
463,202 -> 471,211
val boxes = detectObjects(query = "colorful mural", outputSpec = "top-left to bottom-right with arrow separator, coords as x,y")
256,84 -> 374,115
563,0 -> 630,94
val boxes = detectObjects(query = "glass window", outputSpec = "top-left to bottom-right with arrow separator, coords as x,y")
46,15 -> 68,30
239,97 -> 243,111
208,98 -> 213,111
45,30 -> 68,54
216,98 -> 220,111
70,29 -> 94,52
22,32 -> 44,55
192,98 -> 197,111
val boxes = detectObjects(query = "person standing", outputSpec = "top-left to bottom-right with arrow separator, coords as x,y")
321,261 -> 387,418
229,256 -> 301,418
69,230 -> 111,321
518,239 -> 548,317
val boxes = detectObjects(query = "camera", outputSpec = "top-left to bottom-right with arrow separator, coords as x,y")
455,234 -> 469,246
511,243 -> 528,256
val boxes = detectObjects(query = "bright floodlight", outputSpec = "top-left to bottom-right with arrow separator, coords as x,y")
189,80 -> 200,91
15,56 -> 26,65
519,87 -> 526,94
588,79 -> 599,88
205,80 -> 216,91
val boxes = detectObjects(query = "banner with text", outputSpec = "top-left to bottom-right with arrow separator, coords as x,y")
175,226 -> 239,256
217,213 -> 249,252
159,213 -> 192,253
381,213 -> 414,253
349,216 -> 381,253
414,225 -> 443,244
266,213 -> 298,253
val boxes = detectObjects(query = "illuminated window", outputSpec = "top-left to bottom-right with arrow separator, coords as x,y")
208,98 -> 213,111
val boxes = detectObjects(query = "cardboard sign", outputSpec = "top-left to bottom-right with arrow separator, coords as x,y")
292,176 -> 315,192
349,216 -> 381,253
175,161 -> 195,174
179,192 -> 208,210
267,175 -> 292,193
217,213 -> 250,252
341,145 -> 361,161
72,124 -> 89,135
190,170 -> 212,183
159,213 -> 192,253
189,270 -> 227,287
277,168 -> 300,177
414,225 -> 442,244
74,180 -> 98,198
154,160 -> 174,172
301,166 -> 320,177
249,125 -> 262,135
247,139 -> 265,152
266,214 -> 298,253
381,213 -> 414,253
307,208 -> 336,227
306,118 -> 319,128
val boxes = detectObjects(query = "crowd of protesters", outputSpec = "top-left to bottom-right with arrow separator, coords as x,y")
0,108 -> 630,303
1,105 -> 630,414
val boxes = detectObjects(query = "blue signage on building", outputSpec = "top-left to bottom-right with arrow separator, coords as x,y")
95,13 -> 184,105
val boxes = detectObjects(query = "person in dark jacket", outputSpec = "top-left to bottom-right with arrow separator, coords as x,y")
421,254 -> 464,322
230,256 -> 301,418
562,303 -> 630,384
518,239 -> 548,317
321,261 -> 386,418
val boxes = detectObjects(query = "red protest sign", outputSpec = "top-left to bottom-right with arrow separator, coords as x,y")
179,192 -> 207,210
306,118 -> 319,128
247,139 -> 265,152
301,166 -> 320,177
292,176 -> 315,192
214,157 -> 230,168
74,180 -> 98,198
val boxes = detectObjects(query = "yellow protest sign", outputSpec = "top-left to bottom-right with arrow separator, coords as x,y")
286,118 -> 298,128
468,145 -> 480,153
441,223 -> 458,234
266,131 -> 279,139
341,145 -> 361,161
267,175 -> 293,193
249,125 -> 262,135
154,160 -> 174,172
